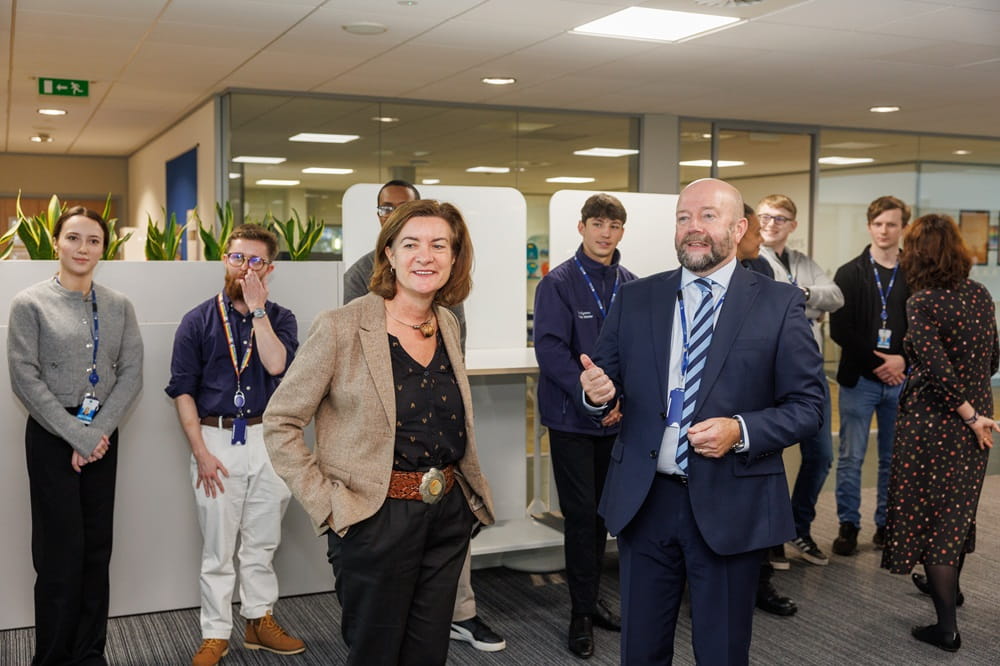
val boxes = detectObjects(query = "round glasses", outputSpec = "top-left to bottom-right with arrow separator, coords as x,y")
225,252 -> 271,270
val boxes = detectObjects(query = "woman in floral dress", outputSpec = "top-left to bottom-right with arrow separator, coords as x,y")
881,213 -> 999,653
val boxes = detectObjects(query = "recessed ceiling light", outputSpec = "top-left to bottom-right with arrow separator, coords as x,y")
371,116 -> 399,123
678,159 -> 744,168
342,22 -> 387,35
572,7 -> 744,43
302,167 -> 354,175
37,108 -> 67,116
547,176 -> 596,184
818,156 -> 875,165
953,150 -> 972,156
289,133 -> 360,144
256,179 -> 300,186
30,133 -> 53,143
481,77 -> 516,86
422,179 -> 440,185
869,106 -> 900,113
228,173 -> 241,179
466,166 -> 510,174
233,155 -> 286,164
574,147 -> 639,158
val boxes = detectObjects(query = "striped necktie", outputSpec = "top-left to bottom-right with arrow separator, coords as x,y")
676,278 -> 715,473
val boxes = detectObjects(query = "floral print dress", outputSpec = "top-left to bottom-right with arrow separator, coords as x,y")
882,279 -> 999,574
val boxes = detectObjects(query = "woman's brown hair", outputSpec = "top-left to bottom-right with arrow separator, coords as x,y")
900,213 -> 972,292
369,199 -> 473,307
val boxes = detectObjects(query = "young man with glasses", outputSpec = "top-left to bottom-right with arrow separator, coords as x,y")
757,195 -> 844,570
829,196 -> 910,556
167,224 -> 304,666
340,180 -> 504,652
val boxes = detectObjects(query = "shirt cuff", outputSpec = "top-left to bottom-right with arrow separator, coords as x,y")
582,388 -> 607,413
732,415 -> 750,453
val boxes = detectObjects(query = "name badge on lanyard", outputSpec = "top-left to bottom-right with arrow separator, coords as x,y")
217,293 -> 255,445
870,253 -> 898,350
77,287 -> 101,424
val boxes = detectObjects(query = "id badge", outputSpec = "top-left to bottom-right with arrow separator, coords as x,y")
667,388 -> 685,428
76,396 -> 101,424
231,416 -> 247,446
877,328 -> 892,350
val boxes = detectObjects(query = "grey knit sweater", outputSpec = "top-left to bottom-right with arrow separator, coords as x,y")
8,277 -> 144,457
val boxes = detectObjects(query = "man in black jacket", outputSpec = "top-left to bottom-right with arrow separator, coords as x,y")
829,196 -> 911,556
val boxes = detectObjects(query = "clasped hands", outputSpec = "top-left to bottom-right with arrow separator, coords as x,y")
580,354 -> 739,457
71,434 -> 111,473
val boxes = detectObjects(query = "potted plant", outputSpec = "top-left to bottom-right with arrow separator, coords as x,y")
144,209 -> 187,260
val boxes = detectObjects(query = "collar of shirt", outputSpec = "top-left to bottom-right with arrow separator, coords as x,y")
679,256 -> 737,306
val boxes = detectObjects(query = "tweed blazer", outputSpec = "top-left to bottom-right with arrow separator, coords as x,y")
263,292 -> 495,536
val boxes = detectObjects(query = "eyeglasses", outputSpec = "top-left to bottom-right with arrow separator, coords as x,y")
758,214 -> 794,226
377,204 -> 396,217
225,252 -> 271,270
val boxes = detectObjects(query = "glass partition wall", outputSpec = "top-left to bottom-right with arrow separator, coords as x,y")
224,92 -> 640,259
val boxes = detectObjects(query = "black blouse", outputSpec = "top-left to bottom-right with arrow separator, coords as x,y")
389,333 -> 466,471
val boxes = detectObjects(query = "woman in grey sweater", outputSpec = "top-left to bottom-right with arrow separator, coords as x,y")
8,206 -> 143,666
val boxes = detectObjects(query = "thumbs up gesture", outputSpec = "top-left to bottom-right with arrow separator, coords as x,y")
580,354 -> 616,406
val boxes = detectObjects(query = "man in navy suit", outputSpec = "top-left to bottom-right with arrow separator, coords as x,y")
580,178 -> 825,664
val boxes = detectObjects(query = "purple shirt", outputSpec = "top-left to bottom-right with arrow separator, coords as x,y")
165,293 -> 298,418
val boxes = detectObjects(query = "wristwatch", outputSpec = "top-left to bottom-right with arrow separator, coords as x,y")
802,286 -> 811,302
731,417 -> 748,454
252,307 -> 267,319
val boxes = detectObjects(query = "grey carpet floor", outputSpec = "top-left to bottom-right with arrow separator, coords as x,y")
4,478 -> 999,665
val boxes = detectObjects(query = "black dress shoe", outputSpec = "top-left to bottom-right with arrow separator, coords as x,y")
592,599 -> 622,632
568,615 -> 594,659
911,572 -> 964,606
756,585 -> 798,616
911,624 -> 961,652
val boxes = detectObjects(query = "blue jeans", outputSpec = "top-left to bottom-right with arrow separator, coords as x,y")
791,396 -> 834,538
835,376 -> 901,528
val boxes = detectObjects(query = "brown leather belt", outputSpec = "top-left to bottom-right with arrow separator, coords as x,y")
387,465 -> 455,503
200,415 -> 264,429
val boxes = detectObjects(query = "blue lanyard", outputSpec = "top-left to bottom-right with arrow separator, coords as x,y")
573,255 -> 620,319
87,287 -> 99,390
869,252 -> 899,326
677,284 -> 724,382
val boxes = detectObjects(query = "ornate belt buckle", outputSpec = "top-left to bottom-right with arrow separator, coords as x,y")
419,467 -> 446,504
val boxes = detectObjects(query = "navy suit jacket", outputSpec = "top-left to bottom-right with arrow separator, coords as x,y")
594,262 -> 825,556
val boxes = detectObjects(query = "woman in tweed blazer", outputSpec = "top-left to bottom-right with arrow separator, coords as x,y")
264,200 -> 494,666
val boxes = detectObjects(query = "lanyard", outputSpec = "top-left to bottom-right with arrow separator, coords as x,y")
778,250 -> 797,286
869,252 -> 899,326
216,293 -> 255,412
573,256 -> 620,319
87,287 -> 99,392
677,284 -> 725,384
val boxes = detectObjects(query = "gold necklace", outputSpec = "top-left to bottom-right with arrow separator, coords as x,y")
385,304 -> 436,338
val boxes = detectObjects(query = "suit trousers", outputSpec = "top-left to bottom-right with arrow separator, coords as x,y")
191,424 -> 291,638
327,487 -> 474,666
618,474 -> 760,666
26,415 -> 119,666
549,429 -> 615,616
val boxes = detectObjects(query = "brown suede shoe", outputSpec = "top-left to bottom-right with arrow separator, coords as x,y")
192,638 -> 229,666
245,611 -> 306,655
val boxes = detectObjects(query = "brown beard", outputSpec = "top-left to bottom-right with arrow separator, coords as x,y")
676,227 -> 735,273
224,272 -> 243,302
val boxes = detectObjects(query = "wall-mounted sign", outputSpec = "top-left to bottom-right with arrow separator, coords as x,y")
38,78 -> 89,97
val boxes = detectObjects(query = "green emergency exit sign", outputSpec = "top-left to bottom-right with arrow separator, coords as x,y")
38,78 -> 89,97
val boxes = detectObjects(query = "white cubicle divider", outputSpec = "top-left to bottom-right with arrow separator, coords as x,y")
549,190 -> 680,278
342,185 -> 553,564
0,260 -> 340,631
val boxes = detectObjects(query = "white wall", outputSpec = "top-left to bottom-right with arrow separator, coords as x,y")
127,99 -> 217,257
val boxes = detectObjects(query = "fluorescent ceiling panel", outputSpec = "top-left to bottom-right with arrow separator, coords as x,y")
574,147 -> 639,157
466,166 -> 510,173
572,8 -> 743,43
289,132 -> 360,143
818,156 -> 874,165
256,179 -> 300,186
302,167 -> 355,174
546,176 -> 596,183
679,159 -> 745,167
233,155 -> 286,164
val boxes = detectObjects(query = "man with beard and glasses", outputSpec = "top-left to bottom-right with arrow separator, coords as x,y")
579,179 -> 825,664
167,224 -> 304,666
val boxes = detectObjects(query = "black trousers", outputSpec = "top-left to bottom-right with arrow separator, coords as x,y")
327,487 -> 474,666
26,416 -> 118,666
549,429 -> 615,616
